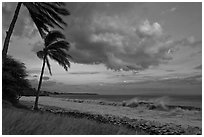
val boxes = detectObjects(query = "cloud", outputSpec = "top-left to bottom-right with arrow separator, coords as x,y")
159,75 -> 202,85
190,50 -> 202,57
194,65 -> 202,70
31,41 -> 44,53
3,3 -> 201,73
66,7 -> 175,71
28,68 -> 49,75
161,7 -> 177,15
33,75 -> 38,77
2,3 -> 17,31
181,75 -> 202,85
29,78 -> 57,89
122,74 -> 202,86
42,76 -> 50,80
173,36 -> 202,48
165,70 -> 175,72
2,3 -> 39,38
62,3 -> 201,72
135,20 -> 162,38
32,75 -> 50,81
170,7 -> 177,12
28,69 -> 41,74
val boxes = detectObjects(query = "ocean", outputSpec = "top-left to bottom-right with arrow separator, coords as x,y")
53,94 -> 202,108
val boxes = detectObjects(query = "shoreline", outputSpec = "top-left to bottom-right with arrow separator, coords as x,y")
20,96 -> 202,135
59,97 -> 201,111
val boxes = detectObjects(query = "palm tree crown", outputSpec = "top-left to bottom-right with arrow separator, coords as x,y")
34,30 -> 71,110
37,30 -> 72,75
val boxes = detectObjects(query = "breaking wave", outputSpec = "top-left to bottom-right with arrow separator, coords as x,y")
63,96 -> 201,111
122,96 -> 170,111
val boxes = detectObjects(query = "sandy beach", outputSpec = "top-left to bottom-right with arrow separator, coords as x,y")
20,96 -> 201,134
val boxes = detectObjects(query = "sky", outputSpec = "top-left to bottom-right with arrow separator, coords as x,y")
2,2 -> 202,95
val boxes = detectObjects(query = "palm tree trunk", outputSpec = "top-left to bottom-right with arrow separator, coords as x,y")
34,56 -> 46,110
2,2 -> 22,62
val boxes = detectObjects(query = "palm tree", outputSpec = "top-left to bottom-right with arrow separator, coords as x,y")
34,30 -> 71,110
3,2 -> 70,62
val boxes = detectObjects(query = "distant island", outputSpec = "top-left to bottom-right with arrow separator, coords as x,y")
21,88 -> 98,97
51,92 -> 99,96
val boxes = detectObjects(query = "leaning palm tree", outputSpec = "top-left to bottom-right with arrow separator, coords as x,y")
34,30 -> 71,110
3,2 -> 70,62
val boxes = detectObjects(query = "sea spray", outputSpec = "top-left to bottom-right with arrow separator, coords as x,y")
122,96 -> 170,111
151,96 -> 170,111
124,97 -> 140,107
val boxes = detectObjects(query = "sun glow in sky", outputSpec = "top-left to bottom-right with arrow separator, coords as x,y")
2,2 -> 202,95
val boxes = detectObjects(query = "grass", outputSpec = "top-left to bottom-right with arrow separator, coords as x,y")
2,106 -> 137,135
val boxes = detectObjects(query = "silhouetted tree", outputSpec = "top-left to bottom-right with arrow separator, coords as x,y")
34,30 -> 71,110
3,56 -> 31,104
3,2 -> 70,62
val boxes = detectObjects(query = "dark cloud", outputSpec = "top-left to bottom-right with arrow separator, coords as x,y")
194,65 -> 202,70
63,3 -> 202,71
69,72 -> 100,75
132,71 -> 139,74
197,51 -> 202,54
2,3 -> 39,38
42,76 -> 50,81
172,37 -> 202,48
65,4 -> 175,71
165,70 -> 175,72
190,50 -> 202,57
33,75 -> 38,77
2,3 -> 18,32
182,75 -> 202,85
3,3 -> 201,72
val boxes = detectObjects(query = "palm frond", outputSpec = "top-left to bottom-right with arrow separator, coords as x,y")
45,56 -> 52,75
46,40 -> 70,51
36,50 -> 45,59
27,9 -> 49,38
34,2 -> 68,26
48,48 -> 73,61
32,7 -> 63,30
49,51 -> 70,71
52,2 -> 66,6
45,31 -> 66,46
41,3 -> 70,16
23,3 -> 41,14
23,2 -> 70,38
36,4 -> 66,28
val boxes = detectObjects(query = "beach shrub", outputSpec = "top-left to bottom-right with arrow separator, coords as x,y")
2,56 -> 31,104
